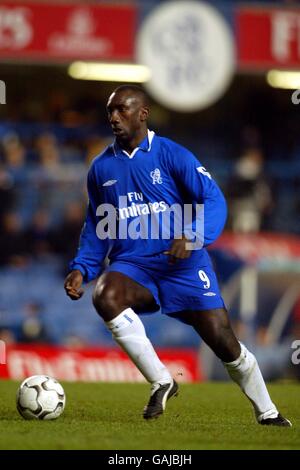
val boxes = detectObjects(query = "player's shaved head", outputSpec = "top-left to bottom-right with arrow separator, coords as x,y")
106,84 -> 150,152
111,85 -> 150,108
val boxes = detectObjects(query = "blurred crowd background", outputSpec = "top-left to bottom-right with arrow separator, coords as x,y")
0,0 -> 300,381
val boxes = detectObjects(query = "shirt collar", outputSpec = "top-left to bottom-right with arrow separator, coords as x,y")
112,130 -> 155,159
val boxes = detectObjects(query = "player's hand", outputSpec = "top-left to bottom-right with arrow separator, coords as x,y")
64,270 -> 84,300
163,237 -> 192,264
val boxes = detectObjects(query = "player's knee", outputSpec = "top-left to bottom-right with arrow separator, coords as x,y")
92,282 -> 126,319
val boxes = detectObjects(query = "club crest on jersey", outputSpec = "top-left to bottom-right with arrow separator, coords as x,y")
150,168 -> 163,184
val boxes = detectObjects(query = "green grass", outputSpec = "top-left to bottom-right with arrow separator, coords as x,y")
0,380 -> 299,450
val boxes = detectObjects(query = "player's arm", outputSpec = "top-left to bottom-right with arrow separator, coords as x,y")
168,145 -> 227,252
64,164 -> 108,300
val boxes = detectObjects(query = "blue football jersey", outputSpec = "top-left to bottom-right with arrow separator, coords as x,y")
70,131 -> 227,281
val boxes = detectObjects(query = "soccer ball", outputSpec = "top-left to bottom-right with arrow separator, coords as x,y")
16,375 -> 66,420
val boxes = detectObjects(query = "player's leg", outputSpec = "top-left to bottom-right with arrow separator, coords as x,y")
93,271 -> 177,418
175,308 -> 240,361
174,308 -> 291,426
93,271 -> 157,321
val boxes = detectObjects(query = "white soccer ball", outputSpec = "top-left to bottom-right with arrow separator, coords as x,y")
16,375 -> 66,420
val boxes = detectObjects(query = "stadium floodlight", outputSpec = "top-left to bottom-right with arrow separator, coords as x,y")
68,62 -> 151,83
267,70 -> 300,89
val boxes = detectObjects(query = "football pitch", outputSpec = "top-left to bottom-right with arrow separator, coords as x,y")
0,381 -> 299,450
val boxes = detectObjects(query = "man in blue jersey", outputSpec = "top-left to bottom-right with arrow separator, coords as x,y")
64,85 -> 291,426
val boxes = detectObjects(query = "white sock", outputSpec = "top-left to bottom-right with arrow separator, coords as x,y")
106,308 -> 172,385
223,342 -> 278,422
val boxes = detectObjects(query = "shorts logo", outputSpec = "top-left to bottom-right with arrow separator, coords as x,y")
150,168 -> 163,184
203,292 -> 216,296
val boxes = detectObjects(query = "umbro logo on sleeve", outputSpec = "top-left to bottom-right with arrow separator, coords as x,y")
102,179 -> 117,187
197,166 -> 212,179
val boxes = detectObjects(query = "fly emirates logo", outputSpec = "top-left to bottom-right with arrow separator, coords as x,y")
116,192 -> 167,220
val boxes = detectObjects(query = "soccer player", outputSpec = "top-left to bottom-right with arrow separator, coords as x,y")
64,85 -> 291,426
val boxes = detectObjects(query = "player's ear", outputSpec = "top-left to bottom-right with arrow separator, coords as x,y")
140,106 -> 149,122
